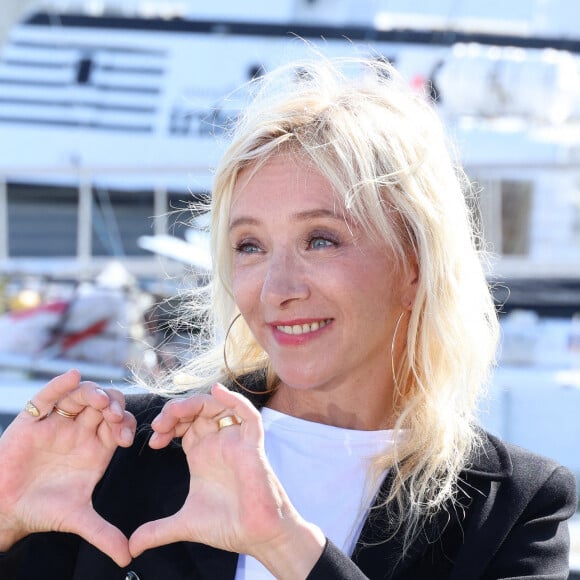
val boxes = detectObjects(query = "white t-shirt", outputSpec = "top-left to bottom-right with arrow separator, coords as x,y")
235,407 -> 394,579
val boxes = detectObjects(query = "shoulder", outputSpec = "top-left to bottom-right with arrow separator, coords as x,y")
463,429 -> 577,521
468,429 -> 575,482
445,431 -> 577,577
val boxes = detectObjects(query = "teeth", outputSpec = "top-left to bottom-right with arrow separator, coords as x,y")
276,320 -> 330,335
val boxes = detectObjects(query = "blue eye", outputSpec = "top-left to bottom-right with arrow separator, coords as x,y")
309,237 -> 335,249
234,242 -> 261,254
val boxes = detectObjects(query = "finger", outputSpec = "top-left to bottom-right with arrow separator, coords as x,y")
152,394 -> 226,431
211,384 -> 263,441
55,381 -> 117,414
53,384 -> 122,434
149,394 -> 227,448
68,386 -> 126,428
105,410 -> 137,448
100,388 -> 127,422
76,405 -> 135,450
21,370 -> 82,419
98,394 -> 135,447
129,513 -> 187,558
72,509 -> 132,567
54,384 -> 135,448
96,390 -> 136,447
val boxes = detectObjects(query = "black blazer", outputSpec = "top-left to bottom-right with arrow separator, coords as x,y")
1,392 -> 577,580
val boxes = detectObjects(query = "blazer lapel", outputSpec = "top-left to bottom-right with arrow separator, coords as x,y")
448,433 -> 513,578
352,470 -> 455,579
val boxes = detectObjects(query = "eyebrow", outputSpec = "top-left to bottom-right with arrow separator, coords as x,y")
229,208 -> 342,231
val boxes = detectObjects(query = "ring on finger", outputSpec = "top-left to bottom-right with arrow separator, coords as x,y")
217,415 -> 242,431
53,406 -> 81,419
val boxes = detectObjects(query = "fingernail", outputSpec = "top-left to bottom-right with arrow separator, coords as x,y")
111,401 -> 123,417
121,427 -> 133,445
96,388 -> 107,398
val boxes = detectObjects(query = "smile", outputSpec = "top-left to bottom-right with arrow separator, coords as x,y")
275,319 -> 332,335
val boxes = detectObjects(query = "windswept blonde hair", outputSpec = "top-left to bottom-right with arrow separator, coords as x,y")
161,56 -> 499,555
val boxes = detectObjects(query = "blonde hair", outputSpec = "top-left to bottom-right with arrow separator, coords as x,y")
162,56 -> 499,554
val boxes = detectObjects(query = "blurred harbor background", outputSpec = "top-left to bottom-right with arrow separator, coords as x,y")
0,0 -> 579,571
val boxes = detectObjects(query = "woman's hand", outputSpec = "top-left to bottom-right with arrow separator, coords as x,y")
0,369 -> 136,567
129,384 -> 325,578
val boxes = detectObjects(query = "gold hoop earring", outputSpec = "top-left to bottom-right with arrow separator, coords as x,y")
223,313 -> 277,396
391,311 -> 407,395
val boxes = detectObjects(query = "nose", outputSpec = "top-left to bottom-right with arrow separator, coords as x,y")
260,249 -> 310,307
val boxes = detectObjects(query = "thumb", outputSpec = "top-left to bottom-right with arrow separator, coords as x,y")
129,514 -> 185,558
71,509 -> 131,567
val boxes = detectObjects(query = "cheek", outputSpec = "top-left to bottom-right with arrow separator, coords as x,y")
353,266 -> 400,314
232,268 -> 261,314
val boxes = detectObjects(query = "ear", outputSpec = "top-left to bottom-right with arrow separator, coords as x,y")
400,255 -> 419,311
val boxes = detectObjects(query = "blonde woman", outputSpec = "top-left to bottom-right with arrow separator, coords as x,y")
0,57 -> 576,579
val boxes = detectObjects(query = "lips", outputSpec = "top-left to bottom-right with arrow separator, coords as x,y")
274,319 -> 332,335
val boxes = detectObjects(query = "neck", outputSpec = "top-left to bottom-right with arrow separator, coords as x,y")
266,382 -> 395,431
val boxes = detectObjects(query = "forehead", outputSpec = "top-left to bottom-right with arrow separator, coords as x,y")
230,153 -> 342,218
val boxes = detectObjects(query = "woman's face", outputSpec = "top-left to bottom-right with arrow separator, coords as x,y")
229,153 -> 417,402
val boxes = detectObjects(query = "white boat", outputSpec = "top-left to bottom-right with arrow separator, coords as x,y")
1,1 -> 580,278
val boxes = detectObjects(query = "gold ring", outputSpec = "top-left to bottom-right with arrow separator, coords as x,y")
24,400 -> 42,418
53,406 -> 81,419
217,415 -> 242,430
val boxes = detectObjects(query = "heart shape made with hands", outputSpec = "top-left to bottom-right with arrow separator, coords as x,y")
3,374 -> 264,568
